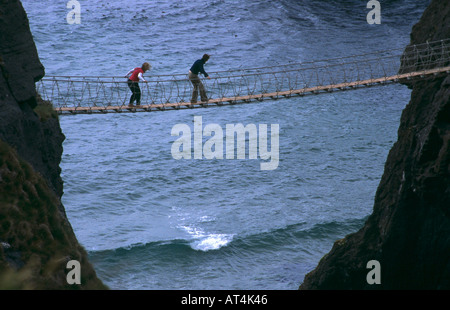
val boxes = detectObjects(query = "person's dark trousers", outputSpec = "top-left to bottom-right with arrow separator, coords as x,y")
127,79 -> 141,105
189,72 -> 208,103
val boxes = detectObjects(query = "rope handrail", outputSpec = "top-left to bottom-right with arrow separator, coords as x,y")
36,38 -> 450,114
39,55 -> 443,84
42,38 -> 450,81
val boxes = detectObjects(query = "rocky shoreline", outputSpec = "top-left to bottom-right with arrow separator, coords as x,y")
1,0 -> 448,290
300,0 -> 450,290
0,0 -> 106,289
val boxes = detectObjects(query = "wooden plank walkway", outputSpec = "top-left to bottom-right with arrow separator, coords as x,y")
55,66 -> 450,115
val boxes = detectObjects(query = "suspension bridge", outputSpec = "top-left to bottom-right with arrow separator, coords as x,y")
36,39 -> 450,115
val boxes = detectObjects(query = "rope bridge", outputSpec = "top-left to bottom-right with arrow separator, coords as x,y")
36,39 -> 450,115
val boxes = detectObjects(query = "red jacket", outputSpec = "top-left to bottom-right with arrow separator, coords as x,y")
129,68 -> 144,81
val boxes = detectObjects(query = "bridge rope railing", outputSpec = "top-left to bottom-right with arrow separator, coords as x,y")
36,39 -> 450,113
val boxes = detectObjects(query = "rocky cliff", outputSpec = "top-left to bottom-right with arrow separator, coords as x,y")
300,0 -> 450,290
0,0 -> 106,289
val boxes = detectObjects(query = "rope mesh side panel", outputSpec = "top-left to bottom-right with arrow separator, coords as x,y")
38,39 -> 450,113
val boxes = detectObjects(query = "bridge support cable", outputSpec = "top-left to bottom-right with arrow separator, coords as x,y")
35,39 -> 450,115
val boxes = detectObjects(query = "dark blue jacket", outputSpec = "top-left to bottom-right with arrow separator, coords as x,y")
190,59 -> 209,77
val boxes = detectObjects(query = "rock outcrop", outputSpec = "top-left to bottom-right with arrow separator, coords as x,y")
300,0 -> 450,290
0,0 -> 106,289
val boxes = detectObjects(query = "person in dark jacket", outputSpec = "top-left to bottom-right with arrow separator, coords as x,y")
125,62 -> 151,106
189,54 -> 211,103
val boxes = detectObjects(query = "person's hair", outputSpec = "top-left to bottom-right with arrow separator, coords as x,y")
202,54 -> 210,62
142,62 -> 151,71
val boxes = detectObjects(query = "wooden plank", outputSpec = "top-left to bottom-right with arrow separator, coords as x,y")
55,66 -> 450,114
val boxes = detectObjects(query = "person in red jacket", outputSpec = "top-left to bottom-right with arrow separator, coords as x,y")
125,62 -> 151,106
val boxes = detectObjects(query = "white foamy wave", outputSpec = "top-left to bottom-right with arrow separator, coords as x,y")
180,226 -> 234,251
192,233 -> 234,251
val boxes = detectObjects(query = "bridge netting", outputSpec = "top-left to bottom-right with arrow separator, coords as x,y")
36,39 -> 450,112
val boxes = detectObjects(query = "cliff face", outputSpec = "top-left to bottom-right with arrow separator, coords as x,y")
0,0 -> 63,204
0,0 -> 106,289
300,0 -> 450,290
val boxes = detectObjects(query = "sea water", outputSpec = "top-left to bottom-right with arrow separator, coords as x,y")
21,0 -> 429,290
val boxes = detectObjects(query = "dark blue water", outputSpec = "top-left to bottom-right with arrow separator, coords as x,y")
22,0 -> 429,289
